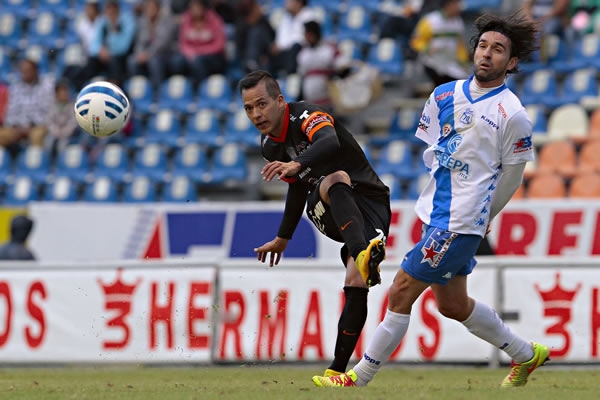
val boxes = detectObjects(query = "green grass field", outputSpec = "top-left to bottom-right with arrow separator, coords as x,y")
0,365 -> 597,400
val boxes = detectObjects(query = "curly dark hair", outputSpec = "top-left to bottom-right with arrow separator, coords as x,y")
469,11 -> 539,74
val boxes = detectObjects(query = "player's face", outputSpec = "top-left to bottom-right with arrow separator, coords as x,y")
242,81 -> 285,137
473,31 -> 518,88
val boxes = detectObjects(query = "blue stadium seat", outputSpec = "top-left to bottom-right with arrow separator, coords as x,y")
379,173 -> 402,200
312,5 -> 336,38
207,143 -> 248,184
83,176 -> 119,202
171,144 -> 210,183
0,47 -> 13,77
125,75 -> 156,115
16,146 -> 51,183
520,69 -> 558,107
54,144 -> 90,182
557,68 -> 598,107
553,34 -> 600,73
145,108 -> 182,147
44,176 -> 79,202
278,74 -> 301,101
130,143 -> 168,181
337,6 -> 373,44
0,13 -> 25,50
26,11 -> 62,48
196,74 -> 232,113
183,108 -> 223,147
338,38 -> 363,61
406,173 -> 430,200
462,0 -> 501,12
223,109 -> 260,148
311,0 -> 343,14
53,42 -> 86,76
93,143 -> 130,182
0,147 -> 14,182
367,38 -> 404,76
375,140 -> 418,179
5,176 -> 38,205
526,105 -> 548,143
157,75 -> 195,113
37,0 -> 72,16
163,175 -> 197,202
3,0 -> 32,18
384,109 -> 421,145
123,175 -> 158,202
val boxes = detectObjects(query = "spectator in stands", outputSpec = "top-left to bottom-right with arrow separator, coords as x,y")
76,0 -> 103,54
128,0 -> 178,89
524,0 -> 569,36
378,0 -> 425,59
0,215 -> 35,261
75,0 -> 137,89
46,79 -> 78,154
565,0 -> 600,45
410,0 -> 468,87
235,0 -> 275,73
270,0 -> 316,76
171,0 -> 227,88
297,21 -> 350,108
0,59 -> 53,149
0,82 -> 7,126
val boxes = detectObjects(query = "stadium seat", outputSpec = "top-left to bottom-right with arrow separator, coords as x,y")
26,11 -> 62,49
338,38 -> 363,61
123,175 -> 158,202
546,104 -> 589,143
535,140 -> 577,178
462,0 -> 501,12
520,69 -> 558,107
44,176 -> 79,202
183,108 -> 224,147
545,34 -> 569,68
405,172 -> 430,200
576,140 -> 600,175
157,75 -> 195,113
3,0 -> 32,19
0,47 -> 13,77
312,5 -> 336,38
37,0 -> 72,16
553,34 -> 600,73
386,108 -> 421,144
0,13 -> 24,50
278,73 -> 301,101
125,75 -> 156,115
93,143 -> 130,182
130,143 -> 168,182
5,176 -> 38,205
367,38 -> 404,76
196,74 -> 232,113
54,144 -> 90,182
16,146 -> 51,183
526,173 -> 566,198
0,147 -> 13,182
555,68 -> 598,108
207,143 -> 248,184
379,173 -> 402,200
83,176 -> 119,202
375,140 -> 419,179
337,6 -> 373,44
145,108 -> 183,147
311,0 -> 341,13
171,143 -> 210,183
163,175 -> 197,202
223,109 -> 260,148
53,42 -> 85,76
569,172 -> 600,198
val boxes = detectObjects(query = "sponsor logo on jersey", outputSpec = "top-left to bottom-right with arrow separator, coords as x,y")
480,114 -> 499,130
435,91 -> 453,102
498,102 -> 507,119
447,134 -> 462,153
460,108 -> 474,125
420,229 -> 457,268
513,137 -> 533,154
301,111 -> 334,138
435,151 -> 470,177
442,123 -> 452,136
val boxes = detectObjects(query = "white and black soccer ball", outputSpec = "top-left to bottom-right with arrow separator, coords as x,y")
74,81 -> 130,137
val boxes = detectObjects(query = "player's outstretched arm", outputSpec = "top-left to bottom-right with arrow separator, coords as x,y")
254,237 -> 289,267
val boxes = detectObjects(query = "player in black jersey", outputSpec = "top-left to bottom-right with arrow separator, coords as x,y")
239,70 -> 391,377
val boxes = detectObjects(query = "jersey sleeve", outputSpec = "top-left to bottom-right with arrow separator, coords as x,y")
501,109 -> 535,165
415,93 -> 441,145
301,110 -> 335,142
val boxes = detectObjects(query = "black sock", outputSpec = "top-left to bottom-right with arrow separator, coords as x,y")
327,182 -> 367,260
328,286 -> 369,373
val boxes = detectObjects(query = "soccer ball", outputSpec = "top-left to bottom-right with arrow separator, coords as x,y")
74,81 -> 130,137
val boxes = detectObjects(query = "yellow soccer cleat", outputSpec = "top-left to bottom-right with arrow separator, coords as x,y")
501,342 -> 550,387
323,369 -> 343,377
355,239 -> 385,287
312,369 -> 358,387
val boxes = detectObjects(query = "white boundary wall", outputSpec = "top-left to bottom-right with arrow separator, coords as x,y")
0,257 -> 599,365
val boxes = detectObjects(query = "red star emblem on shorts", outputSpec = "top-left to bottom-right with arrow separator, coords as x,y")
421,243 -> 440,265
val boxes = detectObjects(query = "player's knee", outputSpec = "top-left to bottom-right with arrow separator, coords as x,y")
322,171 -> 351,189
437,301 -> 468,321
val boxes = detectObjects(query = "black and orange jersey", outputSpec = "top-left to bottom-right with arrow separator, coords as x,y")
261,102 -> 388,196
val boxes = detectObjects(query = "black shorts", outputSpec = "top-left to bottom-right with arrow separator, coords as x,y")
306,181 -> 391,263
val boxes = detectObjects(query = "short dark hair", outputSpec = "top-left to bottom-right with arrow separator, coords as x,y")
238,70 -> 282,98
304,20 -> 321,40
469,11 -> 539,74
